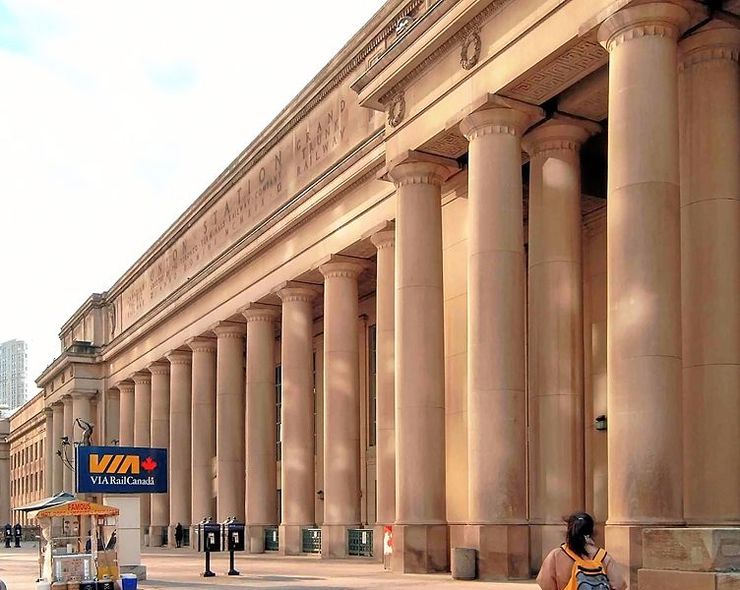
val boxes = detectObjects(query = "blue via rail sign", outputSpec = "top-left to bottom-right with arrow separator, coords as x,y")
76,446 -> 168,494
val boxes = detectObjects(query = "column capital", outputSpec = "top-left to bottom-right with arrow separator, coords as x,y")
211,321 -> 246,339
61,394 -> 72,404
106,388 -> 120,398
165,349 -> 192,365
371,230 -> 395,250
148,361 -> 170,376
186,336 -> 217,353
459,95 -> 544,140
241,303 -> 281,323
597,2 -> 690,52
72,390 -> 96,401
116,381 -> 135,395
680,23 -> 740,69
522,114 -> 601,158
51,400 -> 64,409
386,150 -> 459,188
131,371 -> 151,386
275,283 -> 321,303
318,255 -> 366,280
43,407 -> 54,418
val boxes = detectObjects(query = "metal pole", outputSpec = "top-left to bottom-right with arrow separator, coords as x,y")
227,547 -> 239,576
202,550 -> 215,577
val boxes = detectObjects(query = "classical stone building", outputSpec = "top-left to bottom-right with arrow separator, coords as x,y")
13,0 -> 740,587
8,392 -> 46,526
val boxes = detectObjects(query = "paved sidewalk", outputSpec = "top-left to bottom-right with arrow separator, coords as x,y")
0,545 -> 540,589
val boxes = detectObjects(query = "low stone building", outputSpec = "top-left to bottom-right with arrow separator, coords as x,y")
7,1 -> 739,588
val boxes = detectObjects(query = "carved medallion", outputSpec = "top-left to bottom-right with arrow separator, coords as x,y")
460,30 -> 481,70
387,92 -> 406,128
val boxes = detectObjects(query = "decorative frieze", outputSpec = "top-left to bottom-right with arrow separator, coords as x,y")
501,38 -> 607,104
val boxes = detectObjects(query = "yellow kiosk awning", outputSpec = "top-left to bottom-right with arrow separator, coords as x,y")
36,500 -> 119,518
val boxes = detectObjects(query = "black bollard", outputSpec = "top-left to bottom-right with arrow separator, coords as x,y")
201,550 -> 215,577
227,548 -> 239,576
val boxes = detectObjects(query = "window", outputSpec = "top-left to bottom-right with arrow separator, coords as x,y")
369,324 -> 377,447
275,365 -> 282,461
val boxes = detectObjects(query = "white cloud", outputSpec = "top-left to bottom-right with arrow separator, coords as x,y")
0,0 -> 385,398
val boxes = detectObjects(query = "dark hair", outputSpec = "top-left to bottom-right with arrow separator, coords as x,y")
565,512 -> 594,557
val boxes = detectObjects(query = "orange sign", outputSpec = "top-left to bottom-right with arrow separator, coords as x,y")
37,500 -> 119,518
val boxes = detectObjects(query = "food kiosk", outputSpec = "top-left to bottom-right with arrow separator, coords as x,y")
34,499 -> 120,588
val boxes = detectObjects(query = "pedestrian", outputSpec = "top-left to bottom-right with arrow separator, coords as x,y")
536,512 -> 627,590
3,524 -> 10,549
174,523 -> 183,548
12,524 -> 21,548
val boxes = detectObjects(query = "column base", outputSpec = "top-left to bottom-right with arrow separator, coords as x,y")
373,524 -> 388,564
391,524 -> 449,573
246,525 -> 266,553
606,524 -> 645,590
321,524 -> 357,559
148,525 -> 164,547
529,523 -> 566,573
466,524 -> 529,580
279,524 -> 306,556
639,569 -> 740,589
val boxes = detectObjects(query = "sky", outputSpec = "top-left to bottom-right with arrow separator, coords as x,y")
0,0 -> 386,402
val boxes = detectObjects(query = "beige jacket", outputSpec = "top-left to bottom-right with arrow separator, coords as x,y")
536,541 -> 627,590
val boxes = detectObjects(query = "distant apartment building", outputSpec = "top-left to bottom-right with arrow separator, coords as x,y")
0,339 -> 28,410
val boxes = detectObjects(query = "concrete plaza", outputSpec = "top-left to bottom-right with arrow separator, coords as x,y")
0,545 -> 539,589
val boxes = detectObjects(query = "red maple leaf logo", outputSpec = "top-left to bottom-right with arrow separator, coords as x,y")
141,456 -> 158,472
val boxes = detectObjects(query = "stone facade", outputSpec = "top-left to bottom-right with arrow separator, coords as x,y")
8,392 -> 46,526
4,1 -> 738,588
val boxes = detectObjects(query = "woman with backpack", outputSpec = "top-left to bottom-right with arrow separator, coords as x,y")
536,512 -> 627,590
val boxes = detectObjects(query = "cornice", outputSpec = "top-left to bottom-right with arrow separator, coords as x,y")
101,1 -> 416,304
376,0 -> 515,107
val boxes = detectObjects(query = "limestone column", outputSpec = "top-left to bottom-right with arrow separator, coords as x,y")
166,350 -> 192,546
277,284 -> 318,555
459,98 -> 542,579
149,362 -> 170,547
106,390 -> 120,446
213,322 -> 246,522
679,24 -> 740,526
51,402 -> 64,493
598,4 -> 690,585
133,371 -> 152,544
0,434 -> 8,523
188,337 -> 217,528
242,306 -> 279,553
371,230 -> 395,533
62,395 -> 74,492
523,116 -> 599,568
386,151 -> 458,573
319,258 -> 364,558
118,382 -> 135,447
43,408 -> 54,496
